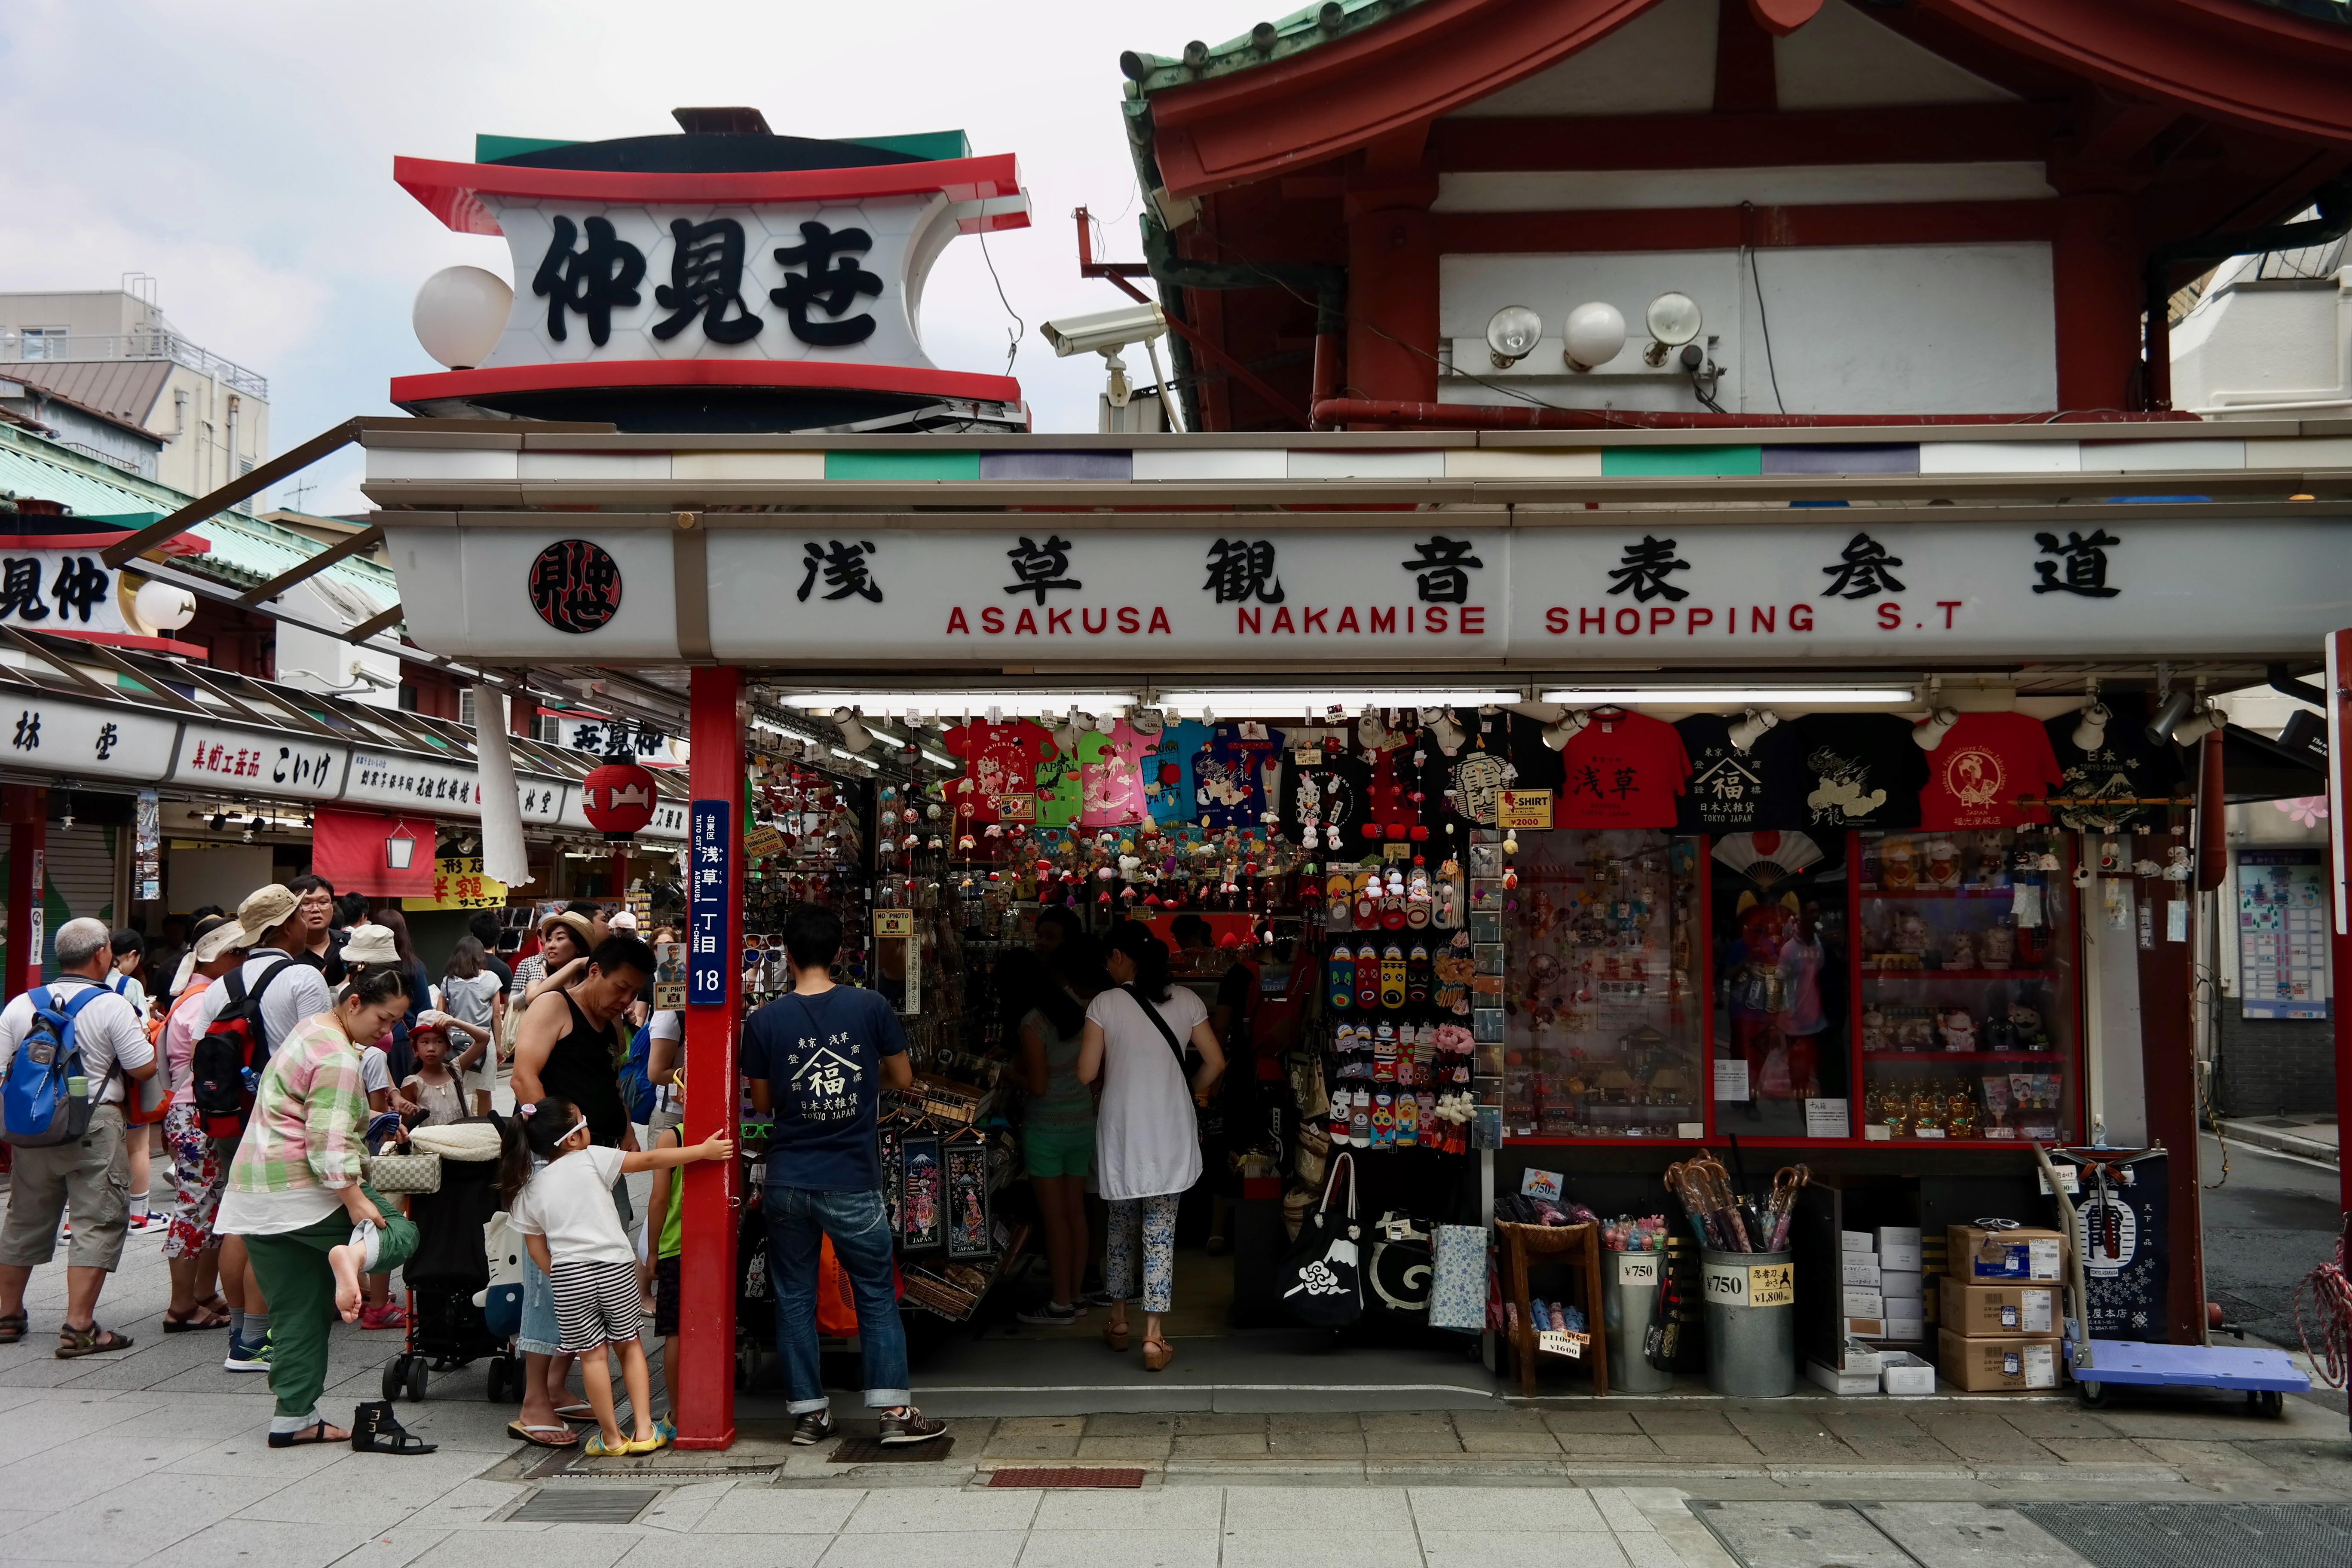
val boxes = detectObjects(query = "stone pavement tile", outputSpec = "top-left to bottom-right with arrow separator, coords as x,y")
1632,1410 -> 1741,1438
1649,1436 -> 1765,1461
2037,1438 -> 2153,1464
398,1479 -> 533,1531
1862,1502 -> 2094,1568
5,1471 -> 287,1564
156,1518 -> 383,1568
1543,1409 -> 1643,1434
1267,1419 -> 1366,1455
1085,1412 -> 1179,1436
1363,1411 -> 1457,1434
814,1531 -> 1026,1567
840,1488 -> 1039,1533
1365,1431 -> 1466,1455
1174,1412 -> 1262,1435
1222,1485 -> 1404,1531
1817,1412 -> 1961,1466
1923,1412 -> 2052,1463
1019,1528 -> 1221,1568
162,1430 -> 368,1478
1723,1411 -> 1855,1462
0,1435 -> 225,1513
1409,1485 -> 1608,1533
996,1416 -> 1085,1438
235,1452 -> 516,1528
1556,1433 -> 1668,1458
1032,1487 -> 1225,1530
1173,1460 -> 1367,1481
1219,1531 -> 1424,1568
408,1525 -> 640,1568
2099,1396 -> 2341,1440
1456,1428 -> 1563,1455
2226,1437 -> 2352,1494
618,1535 -> 824,1568
1267,1412 -> 1362,1435
1619,1532 -> 1716,1568
1422,1533 -> 1631,1568
1589,1488 -> 1656,1532
1993,1407 -> 2122,1440
981,1434 -> 1080,1460
1075,1434 -> 1173,1460
635,1480 -> 735,1533
1172,1431 -> 1269,1457
697,1485 -> 864,1533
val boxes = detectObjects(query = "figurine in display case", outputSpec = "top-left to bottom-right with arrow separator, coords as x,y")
1945,931 -> 1978,971
1936,1007 -> 1977,1054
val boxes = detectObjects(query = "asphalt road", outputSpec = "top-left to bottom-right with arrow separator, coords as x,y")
2197,1132 -> 2343,1353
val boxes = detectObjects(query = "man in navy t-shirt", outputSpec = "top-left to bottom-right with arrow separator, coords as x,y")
742,905 -> 942,1447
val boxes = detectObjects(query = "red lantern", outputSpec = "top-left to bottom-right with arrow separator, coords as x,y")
581,759 -> 657,841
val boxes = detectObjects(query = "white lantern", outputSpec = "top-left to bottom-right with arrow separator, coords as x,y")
1562,302 -> 1627,372
412,266 -> 513,370
385,828 -> 417,872
131,579 -> 196,632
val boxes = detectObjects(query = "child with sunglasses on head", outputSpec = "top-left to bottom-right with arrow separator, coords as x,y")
497,1096 -> 731,1456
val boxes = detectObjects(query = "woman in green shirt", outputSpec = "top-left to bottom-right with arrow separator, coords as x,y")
1007,945 -> 1099,1326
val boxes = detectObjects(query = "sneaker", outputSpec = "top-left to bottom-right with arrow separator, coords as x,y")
1016,1301 -> 1084,1326
223,1335 -> 271,1373
358,1304 -> 407,1332
877,1406 -> 946,1446
790,1409 -> 836,1446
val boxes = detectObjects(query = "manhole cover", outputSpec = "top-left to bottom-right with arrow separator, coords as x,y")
2017,1503 -> 2352,1568
988,1467 -> 1146,1489
829,1435 -> 957,1464
508,1487 -> 660,1525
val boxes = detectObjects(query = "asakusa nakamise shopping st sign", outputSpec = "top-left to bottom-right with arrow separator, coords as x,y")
382,518 -> 2352,665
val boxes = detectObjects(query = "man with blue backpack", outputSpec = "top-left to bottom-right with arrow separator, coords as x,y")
0,918 -> 158,1357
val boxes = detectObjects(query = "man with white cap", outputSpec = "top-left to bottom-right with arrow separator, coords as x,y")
0,918 -> 158,1357
183,884 -> 336,1370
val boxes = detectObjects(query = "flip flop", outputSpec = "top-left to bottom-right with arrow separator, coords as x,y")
552,1402 -> 596,1421
506,1422 -> 579,1449
268,1421 -> 348,1448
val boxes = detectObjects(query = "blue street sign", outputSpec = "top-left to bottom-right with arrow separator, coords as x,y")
689,799 -> 731,1005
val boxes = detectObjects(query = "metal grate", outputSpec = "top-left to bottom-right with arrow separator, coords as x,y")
2017,1504 -> 2352,1568
828,1435 -> 957,1464
508,1487 -> 661,1525
988,1467 -> 1147,1489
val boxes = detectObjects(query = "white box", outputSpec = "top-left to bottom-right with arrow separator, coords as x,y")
1881,1352 -> 1936,1396
1885,1312 -> 1926,1342
1880,1240 -> 1923,1272
1844,1315 -> 1886,1338
1880,1269 -> 1923,1300
1844,1288 -> 1886,1317
1841,1230 -> 1874,1254
1842,1256 -> 1883,1287
1878,1226 -> 1922,1251
1807,1359 -> 1880,1396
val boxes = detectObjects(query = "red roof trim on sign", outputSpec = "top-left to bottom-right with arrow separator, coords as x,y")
393,153 -> 1031,236
389,358 -> 1023,407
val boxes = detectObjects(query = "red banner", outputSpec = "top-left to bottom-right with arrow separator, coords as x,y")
311,805 -> 436,897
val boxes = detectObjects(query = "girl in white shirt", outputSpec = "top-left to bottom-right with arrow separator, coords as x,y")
496,1096 -> 731,1456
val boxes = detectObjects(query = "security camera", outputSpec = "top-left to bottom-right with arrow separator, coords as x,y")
1041,303 -> 1168,358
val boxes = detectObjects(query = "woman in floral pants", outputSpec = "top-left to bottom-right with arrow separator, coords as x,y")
160,920 -> 248,1332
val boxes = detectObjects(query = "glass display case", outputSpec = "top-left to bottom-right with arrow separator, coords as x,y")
1708,831 -> 1853,1138
1854,827 -> 2079,1143
1502,830 -> 1703,1138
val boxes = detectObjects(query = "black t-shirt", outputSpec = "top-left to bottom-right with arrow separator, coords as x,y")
483,954 -> 514,992
1417,711 -> 1521,837
1504,714 -> 1566,793
2044,692 -> 2184,834
1277,750 -> 1372,853
741,985 -> 909,1192
1675,714 -> 1810,833
1791,714 -> 1929,830
293,936 -> 348,988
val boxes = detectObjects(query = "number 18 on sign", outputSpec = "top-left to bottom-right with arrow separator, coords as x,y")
689,801 -> 732,1005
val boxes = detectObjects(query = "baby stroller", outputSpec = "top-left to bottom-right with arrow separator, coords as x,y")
383,1119 -> 522,1403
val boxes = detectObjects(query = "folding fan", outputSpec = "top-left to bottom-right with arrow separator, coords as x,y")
1710,830 -> 1823,892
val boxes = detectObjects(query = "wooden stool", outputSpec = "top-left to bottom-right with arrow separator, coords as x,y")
1494,1219 -> 1608,1399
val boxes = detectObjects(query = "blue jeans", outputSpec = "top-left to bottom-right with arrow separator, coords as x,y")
764,1185 -> 909,1414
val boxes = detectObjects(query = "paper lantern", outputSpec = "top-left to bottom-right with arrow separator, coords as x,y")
581,759 -> 657,841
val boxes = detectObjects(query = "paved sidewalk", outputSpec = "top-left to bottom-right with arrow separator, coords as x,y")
2217,1114 -> 2340,1167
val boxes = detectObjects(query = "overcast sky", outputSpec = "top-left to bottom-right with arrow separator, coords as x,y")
1,0 -> 1276,514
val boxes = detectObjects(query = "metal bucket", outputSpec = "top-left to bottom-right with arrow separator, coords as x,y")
1700,1249 -> 1797,1397
1603,1248 -> 1676,1393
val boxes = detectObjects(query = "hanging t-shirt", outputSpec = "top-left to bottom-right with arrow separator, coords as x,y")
1140,719 -> 1212,827
1078,722 -> 1151,828
1674,714 -> 1810,833
1194,723 -> 1284,829
1277,749 -> 1372,852
1920,711 -> 2065,830
942,720 -> 1053,826
1504,713 -> 1567,793
2043,692 -> 2184,834
1418,713 -> 1519,838
1033,737 -> 1083,829
1791,714 -> 1929,830
1555,711 -> 1690,828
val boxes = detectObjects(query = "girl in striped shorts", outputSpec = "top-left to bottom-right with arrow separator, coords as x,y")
498,1096 -> 732,1457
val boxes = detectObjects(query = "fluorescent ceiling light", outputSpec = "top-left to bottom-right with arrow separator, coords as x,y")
919,749 -> 954,769
784,692 -> 1137,714
1540,687 -> 1914,706
1159,689 -> 1522,716
829,747 -> 881,768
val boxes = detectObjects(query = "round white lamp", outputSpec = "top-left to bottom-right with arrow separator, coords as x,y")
1562,301 -> 1626,371
132,579 -> 196,633
412,266 -> 513,370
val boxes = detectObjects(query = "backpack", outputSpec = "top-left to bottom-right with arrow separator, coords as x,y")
616,1021 -> 657,1125
189,959 -> 297,1140
1,983 -> 112,1147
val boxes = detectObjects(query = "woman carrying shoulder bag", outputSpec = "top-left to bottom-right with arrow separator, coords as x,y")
1077,922 -> 1224,1372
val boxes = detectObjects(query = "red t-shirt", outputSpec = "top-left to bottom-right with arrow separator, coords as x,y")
942,721 -> 1053,825
1555,712 -> 1690,828
1918,712 -> 2064,829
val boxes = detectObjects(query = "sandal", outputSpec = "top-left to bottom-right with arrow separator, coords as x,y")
1143,1337 -> 1175,1372
56,1323 -> 132,1359
1102,1318 -> 1130,1353
351,1400 -> 437,1455
0,1312 -> 25,1344
582,1433 -> 631,1458
505,1421 -> 579,1449
268,1421 -> 347,1449
163,1305 -> 230,1333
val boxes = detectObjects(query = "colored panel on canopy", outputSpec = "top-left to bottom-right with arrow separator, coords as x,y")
1601,445 -> 1762,476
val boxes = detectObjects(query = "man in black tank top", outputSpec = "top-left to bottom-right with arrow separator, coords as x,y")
507,934 -> 656,1443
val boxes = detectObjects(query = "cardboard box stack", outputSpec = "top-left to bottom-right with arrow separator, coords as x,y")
1936,1223 -> 2064,1392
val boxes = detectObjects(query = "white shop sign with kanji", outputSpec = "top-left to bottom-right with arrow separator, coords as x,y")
0,697 -> 175,782
0,549 -> 134,635
170,724 -> 348,799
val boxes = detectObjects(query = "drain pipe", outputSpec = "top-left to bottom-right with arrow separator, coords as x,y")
2144,180 -> 2352,410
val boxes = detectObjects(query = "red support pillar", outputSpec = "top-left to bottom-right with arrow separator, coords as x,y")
4,786 -> 47,998
2051,193 -> 2144,413
1344,135 -> 1440,407
676,666 -> 744,1450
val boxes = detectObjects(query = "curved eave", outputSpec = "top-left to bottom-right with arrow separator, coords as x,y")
393,153 -> 1031,236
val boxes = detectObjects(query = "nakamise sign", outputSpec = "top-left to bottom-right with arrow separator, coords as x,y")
382,516 -> 2352,666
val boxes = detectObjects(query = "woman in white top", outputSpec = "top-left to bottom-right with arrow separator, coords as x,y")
1077,922 -> 1224,1372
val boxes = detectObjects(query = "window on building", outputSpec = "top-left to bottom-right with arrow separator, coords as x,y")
398,683 -> 419,711
18,328 -> 67,361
